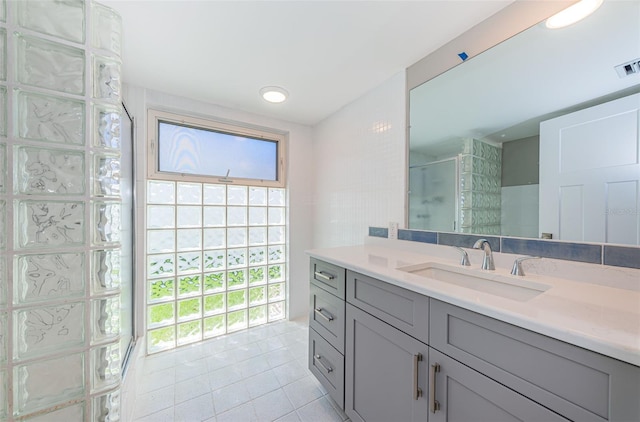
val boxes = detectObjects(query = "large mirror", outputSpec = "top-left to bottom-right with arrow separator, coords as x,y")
408,0 -> 640,245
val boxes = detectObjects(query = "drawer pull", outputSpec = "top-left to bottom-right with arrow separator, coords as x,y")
429,363 -> 441,412
314,271 -> 335,281
314,354 -> 333,373
314,307 -> 334,322
413,354 -> 423,400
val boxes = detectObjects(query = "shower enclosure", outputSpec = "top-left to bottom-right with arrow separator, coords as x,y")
408,157 -> 459,232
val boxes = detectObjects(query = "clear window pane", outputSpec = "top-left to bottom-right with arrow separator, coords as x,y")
158,122 -> 278,182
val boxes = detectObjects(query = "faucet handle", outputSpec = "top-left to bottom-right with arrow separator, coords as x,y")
511,256 -> 541,276
451,246 -> 471,266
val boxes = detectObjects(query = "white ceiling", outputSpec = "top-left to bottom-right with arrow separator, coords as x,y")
100,0 -> 513,126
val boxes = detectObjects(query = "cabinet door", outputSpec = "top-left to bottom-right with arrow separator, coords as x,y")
345,304 -> 429,422
429,348 -> 568,422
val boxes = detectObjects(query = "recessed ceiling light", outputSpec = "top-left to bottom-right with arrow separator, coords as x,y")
545,0 -> 603,29
260,86 -> 288,103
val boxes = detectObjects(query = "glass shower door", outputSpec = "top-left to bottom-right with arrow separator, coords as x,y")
409,158 -> 458,232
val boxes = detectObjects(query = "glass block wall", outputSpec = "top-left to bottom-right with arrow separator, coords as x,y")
146,182 -> 287,354
0,1 -> 124,420
459,138 -> 502,235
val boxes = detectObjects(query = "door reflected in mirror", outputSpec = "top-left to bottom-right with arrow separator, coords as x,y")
408,0 -> 640,245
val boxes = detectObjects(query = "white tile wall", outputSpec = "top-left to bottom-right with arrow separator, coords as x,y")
312,71 -> 407,248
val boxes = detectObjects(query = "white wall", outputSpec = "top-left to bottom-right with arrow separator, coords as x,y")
312,71 -> 407,248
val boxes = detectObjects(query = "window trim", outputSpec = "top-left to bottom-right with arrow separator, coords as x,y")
147,109 -> 287,188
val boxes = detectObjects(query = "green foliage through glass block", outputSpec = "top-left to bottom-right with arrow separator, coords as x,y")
227,290 -> 246,310
204,272 -> 224,292
268,265 -> 282,281
204,293 -> 225,314
204,315 -> 225,338
249,305 -> 267,326
177,253 -> 200,273
249,267 -> 265,285
148,303 -> 174,326
204,250 -> 225,269
148,254 -> 175,277
149,278 -> 174,301
249,286 -> 266,305
227,270 -> 246,288
227,309 -> 247,332
178,320 -> 201,345
148,326 -> 175,353
178,298 -> 201,320
178,275 -> 201,296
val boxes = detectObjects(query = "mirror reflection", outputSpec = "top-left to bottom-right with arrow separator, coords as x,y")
408,0 -> 640,245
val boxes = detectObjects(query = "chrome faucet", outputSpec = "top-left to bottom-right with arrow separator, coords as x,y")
451,246 -> 471,266
510,256 -> 540,276
472,239 -> 495,270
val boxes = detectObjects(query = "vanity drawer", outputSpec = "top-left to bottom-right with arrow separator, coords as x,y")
346,270 -> 429,344
310,258 -> 346,299
309,284 -> 345,353
309,327 -> 345,409
429,299 -> 640,422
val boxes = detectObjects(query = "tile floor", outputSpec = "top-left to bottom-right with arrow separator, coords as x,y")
132,318 -> 349,422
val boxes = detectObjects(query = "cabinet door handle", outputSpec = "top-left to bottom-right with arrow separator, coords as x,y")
314,271 -> 335,281
429,363 -> 441,412
314,307 -> 334,322
314,354 -> 333,373
413,353 -> 423,400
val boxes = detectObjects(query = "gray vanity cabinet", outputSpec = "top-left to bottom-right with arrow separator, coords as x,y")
308,259 -> 640,422
345,303 -> 429,422
429,348 -> 568,422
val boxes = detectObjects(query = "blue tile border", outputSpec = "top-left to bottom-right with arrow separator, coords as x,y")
438,233 -> 501,252
398,229 -> 437,244
501,238 -> 601,264
368,226 -> 640,270
369,227 -> 388,238
604,245 -> 640,269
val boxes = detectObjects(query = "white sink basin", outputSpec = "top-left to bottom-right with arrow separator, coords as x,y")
397,262 -> 551,301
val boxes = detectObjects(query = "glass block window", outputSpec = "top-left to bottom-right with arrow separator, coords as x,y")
146,181 -> 287,354
147,109 -> 286,188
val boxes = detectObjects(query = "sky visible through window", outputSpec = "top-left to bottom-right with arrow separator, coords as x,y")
158,121 -> 278,181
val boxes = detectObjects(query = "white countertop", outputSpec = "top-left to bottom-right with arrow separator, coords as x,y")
307,238 -> 640,367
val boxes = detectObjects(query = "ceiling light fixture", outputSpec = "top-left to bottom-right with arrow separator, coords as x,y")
260,86 -> 288,103
545,0 -> 603,29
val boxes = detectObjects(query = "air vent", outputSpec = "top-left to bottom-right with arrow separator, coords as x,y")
615,59 -> 640,78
